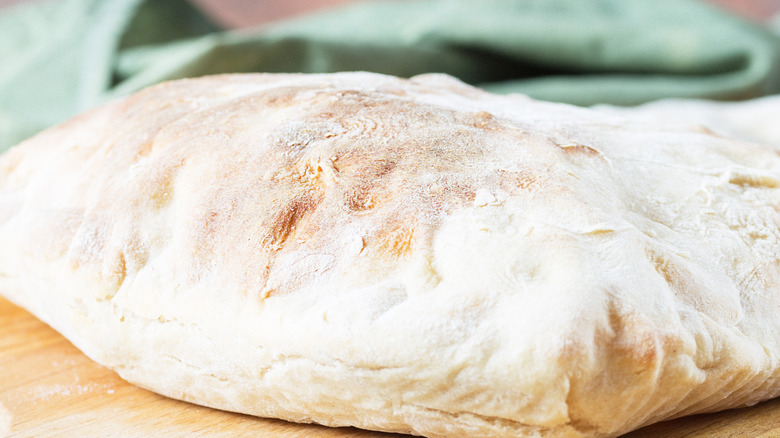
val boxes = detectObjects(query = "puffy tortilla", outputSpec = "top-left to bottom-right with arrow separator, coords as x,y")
0,72 -> 778,438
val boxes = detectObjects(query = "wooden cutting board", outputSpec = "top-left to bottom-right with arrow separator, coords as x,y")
1,295 -> 778,438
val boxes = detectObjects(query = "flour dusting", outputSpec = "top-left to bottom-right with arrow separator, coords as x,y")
0,402 -> 12,436
30,383 -> 95,401
26,374 -> 113,404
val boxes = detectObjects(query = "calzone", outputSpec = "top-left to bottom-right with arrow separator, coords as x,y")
0,73 -> 778,438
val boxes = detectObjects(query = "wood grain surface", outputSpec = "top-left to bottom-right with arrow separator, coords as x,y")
1,296 -> 778,438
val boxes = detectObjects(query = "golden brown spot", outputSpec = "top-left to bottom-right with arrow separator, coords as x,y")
373,225 -> 415,257
558,299 -> 671,431
728,173 -> 779,188
369,158 -> 397,177
136,140 -> 153,158
254,86 -> 301,108
471,111 -> 496,129
335,149 -> 397,178
102,251 -> 127,292
497,169 -> 542,193
692,124 -> 717,136
559,144 -> 601,156
260,288 -> 274,299
606,303 -> 660,374
204,210 -> 220,234
0,150 -> 21,176
129,156 -> 184,210
343,185 -> 376,213
447,183 -> 477,207
261,195 -> 319,250
646,248 -> 695,298
148,168 -> 178,209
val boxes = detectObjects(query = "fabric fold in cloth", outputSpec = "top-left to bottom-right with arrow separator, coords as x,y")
1,0 -> 779,152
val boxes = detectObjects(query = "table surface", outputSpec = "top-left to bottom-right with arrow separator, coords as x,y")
0,0 -> 779,437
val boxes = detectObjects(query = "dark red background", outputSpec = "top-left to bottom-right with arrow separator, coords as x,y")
0,0 -> 778,28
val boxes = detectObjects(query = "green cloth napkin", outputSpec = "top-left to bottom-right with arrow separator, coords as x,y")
2,0 -> 780,153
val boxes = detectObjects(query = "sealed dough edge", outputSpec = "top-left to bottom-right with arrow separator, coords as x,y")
0,72 -> 778,438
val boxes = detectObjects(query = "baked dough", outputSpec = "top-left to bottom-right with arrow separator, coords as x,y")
0,72 -> 778,438
595,96 -> 780,149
